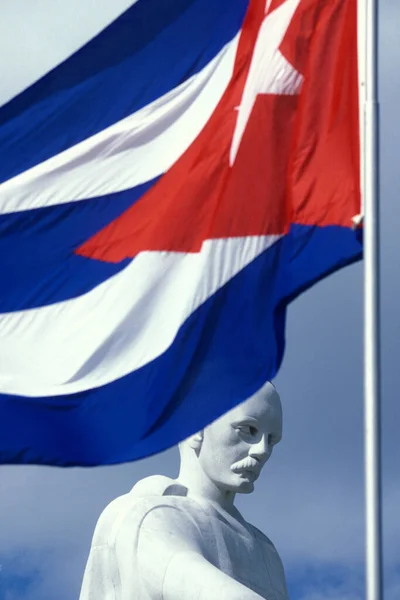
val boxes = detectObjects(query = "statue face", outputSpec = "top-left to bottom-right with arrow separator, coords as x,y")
198,382 -> 282,494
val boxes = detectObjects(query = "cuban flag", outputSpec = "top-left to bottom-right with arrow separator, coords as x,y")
0,0 -> 363,466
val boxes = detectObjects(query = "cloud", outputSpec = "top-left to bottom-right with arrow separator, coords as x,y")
0,546 -> 85,600
300,592 -> 360,600
289,564 -> 400,600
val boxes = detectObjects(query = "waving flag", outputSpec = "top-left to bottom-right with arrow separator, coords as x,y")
0,0 -> 363,465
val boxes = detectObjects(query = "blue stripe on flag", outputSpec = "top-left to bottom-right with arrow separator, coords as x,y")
280,223 -> 363,303
0,178 -> 159,311
0,0 -> 249,184
0,224 -> 362,465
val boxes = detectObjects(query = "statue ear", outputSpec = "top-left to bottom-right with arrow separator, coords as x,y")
188,430 -> 203,451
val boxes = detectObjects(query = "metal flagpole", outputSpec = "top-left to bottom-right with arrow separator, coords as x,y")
363,0 -> 383,598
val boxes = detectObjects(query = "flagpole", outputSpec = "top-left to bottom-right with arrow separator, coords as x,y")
363,0 -> 383,598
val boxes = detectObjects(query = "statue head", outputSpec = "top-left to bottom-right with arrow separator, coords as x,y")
178,381 -> 282,499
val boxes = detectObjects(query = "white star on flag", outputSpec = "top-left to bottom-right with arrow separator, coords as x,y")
230,0 -> 303,165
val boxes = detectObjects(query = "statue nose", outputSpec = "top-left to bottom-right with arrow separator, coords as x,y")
249,434 -> 271,460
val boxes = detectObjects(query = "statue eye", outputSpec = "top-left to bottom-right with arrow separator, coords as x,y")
237,425 -> 258,436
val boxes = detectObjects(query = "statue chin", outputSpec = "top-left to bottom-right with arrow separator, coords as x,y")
235,478 -> 256,494
238,481 -> 255,494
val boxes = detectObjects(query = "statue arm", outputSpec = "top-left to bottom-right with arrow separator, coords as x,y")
133,501 -> 265,599
163,550 -> 266,600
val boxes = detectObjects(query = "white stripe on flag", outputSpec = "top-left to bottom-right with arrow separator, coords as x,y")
0,235 -> 281,396
0,35 -> 239,214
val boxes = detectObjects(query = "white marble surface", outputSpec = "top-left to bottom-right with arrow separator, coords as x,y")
80,382 -> 289,599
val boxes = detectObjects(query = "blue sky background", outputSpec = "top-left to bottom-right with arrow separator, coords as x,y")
0,1 -> 399,599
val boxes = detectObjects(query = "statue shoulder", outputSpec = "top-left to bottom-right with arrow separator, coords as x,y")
130,474 -> 174,497
87,476 -> 170,546
246,522 -> 285,558
91,478 -> 208,549
247,523 -> 275,546
247,522 -> 288,597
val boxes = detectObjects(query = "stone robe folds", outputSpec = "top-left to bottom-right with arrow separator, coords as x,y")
80,477 -> 288,600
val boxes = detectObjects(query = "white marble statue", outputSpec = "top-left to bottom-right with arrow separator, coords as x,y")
80,381 -> 288,600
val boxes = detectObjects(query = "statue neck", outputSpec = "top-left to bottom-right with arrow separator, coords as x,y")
177,460 -> 236,514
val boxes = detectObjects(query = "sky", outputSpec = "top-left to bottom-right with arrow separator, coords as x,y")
0,1 -> 399,599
